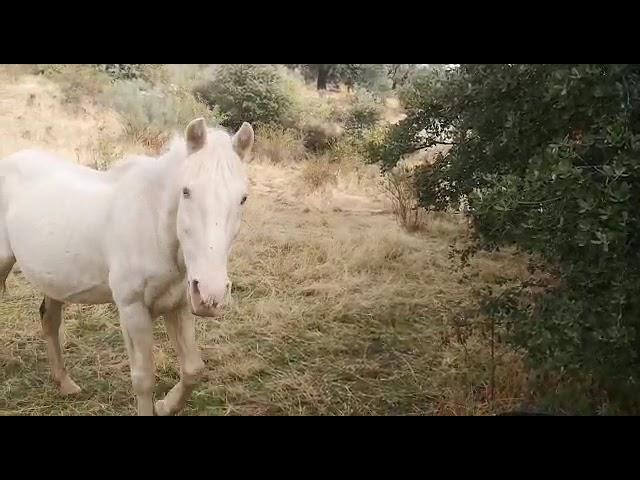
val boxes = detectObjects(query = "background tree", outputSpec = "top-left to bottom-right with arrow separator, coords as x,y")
387,64 -> 417,90
194,64 -> 293,129
285,64 -> 390,91
284,64 -> 340,90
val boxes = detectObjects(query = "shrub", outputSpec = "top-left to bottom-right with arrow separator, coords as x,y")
92,64 -> 147,81
294,90 -> 344,153
373,64 -> 640,413
323,135 -> 380,190
36,64 -> 65,75
383,166 -> 425,232
106,80 -> 225,153
194,64 -> 294,130
345,64 -> 392,93
164,64 -> 215,90
254,125 -> 307,164
40,64 -> 111,107
300,156 -> 339,191
300,119 -> 343,153
326,135 -> 364,163
342,90 -> 383,135
363,124 -> 391,160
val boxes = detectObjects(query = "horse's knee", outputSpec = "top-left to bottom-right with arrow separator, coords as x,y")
182,359 -> 205,387
39,297 -> 62,334
131,369 -> 154,395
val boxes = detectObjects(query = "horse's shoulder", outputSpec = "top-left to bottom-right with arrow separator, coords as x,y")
104,155 -> 154,180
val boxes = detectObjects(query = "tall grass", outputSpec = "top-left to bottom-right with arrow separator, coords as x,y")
383,166 -> 426,232
40,64 -> 112,109
254,125 -> 307,164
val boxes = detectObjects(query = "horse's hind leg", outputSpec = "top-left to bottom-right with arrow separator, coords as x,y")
0,227 -> 15,294
0,254 -> 14,294
40,297 -> 81,395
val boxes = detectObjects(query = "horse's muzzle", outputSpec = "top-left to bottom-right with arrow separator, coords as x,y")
188,279 -> 228,318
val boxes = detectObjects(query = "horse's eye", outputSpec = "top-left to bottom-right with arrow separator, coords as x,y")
182,187 -> 191,199
240,195 -> 248,205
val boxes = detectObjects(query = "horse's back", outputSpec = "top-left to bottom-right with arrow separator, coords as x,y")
0,149 -> 105,185
0,149 -> 115,304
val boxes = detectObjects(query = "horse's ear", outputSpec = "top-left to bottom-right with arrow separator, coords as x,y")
232,122 -> 254,162
186,118 -> 207,154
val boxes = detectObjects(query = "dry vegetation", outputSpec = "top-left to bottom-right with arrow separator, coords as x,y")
0,65 -> 533,415
383,166 -> 427,232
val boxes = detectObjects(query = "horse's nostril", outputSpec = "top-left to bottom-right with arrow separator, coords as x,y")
192,280 -> 200,294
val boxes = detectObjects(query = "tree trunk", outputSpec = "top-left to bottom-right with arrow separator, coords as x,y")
317,64 -> 330,90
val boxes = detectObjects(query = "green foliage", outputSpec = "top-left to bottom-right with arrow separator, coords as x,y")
106,80 -> 225,149
194,64 -> 294,130
93,64 -> 147,81
337,64 -> 391,93
39,65 -> 112,107
387,64 -> 418,90
300,120 -> 343,152
284,64 -> 342,90
285,64 -> 391,92
342,90 -> 383,134
373,64 -> 640,412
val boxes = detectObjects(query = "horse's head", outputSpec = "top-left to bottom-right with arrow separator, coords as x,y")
176,118 -> 253,317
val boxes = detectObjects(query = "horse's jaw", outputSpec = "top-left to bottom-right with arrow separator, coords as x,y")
190,306 -> 223,318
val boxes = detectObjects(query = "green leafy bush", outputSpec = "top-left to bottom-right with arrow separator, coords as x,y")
300,119 -> 343,152
342,90 -> 383,134
39,65 -> 112,107
94,64 -> 146,81
106,80 -> 225,152
194,64 -> 294,130
372,64 -> 640,413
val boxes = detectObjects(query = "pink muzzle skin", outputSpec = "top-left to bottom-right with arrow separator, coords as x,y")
187,279 -> 229,317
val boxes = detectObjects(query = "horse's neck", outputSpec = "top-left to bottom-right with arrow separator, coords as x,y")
145,152 -> 185,273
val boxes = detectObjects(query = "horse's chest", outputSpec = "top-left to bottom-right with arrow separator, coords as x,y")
146,274 -> 187,317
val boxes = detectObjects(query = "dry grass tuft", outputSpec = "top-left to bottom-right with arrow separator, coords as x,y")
300,156 -> 339,191
39,65 -> 112,111
383,166 -> 427,232
254,125 -> 307,164
0,67 -> 122,162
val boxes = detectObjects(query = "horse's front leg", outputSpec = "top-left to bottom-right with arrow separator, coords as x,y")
117,302 -> 155,416
155,308 -> 204,416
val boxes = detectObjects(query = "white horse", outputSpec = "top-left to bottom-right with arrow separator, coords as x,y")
0,118 -> 254,415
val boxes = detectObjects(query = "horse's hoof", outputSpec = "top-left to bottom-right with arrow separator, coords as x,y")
154,399 -> 171,416
59,378 -> 81,396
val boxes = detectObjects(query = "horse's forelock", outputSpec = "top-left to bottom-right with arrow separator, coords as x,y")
177,128 -> 246,182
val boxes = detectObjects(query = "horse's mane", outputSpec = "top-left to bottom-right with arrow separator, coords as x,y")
103,127 -> 237,182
